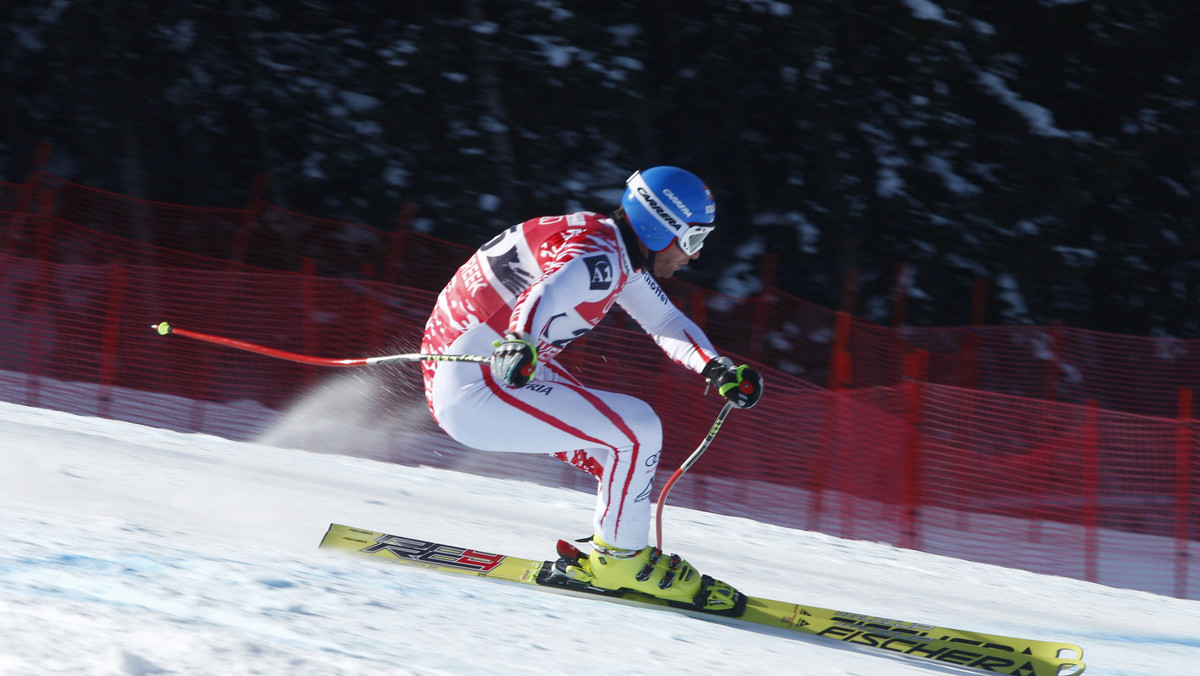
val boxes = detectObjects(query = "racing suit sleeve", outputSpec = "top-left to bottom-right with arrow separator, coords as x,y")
616,270 -> 719,373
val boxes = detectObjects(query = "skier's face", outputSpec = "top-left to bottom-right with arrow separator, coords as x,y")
652,241 -> 699,279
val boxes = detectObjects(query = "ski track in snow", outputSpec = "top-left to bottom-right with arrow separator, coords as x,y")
2,401 -> 1199,675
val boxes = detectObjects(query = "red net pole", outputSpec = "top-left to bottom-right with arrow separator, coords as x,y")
827,311 -> 853,389
900,349 -> 928,550
25,258 -> 50,408
1043,322 -> 1063,402
23,189 -> 58,408
383,203 -> 416,285
4,141 -> 52,252
34,190 -> 55,263
97,265 -> 127,420
1176,387 -> 1194,599
301,258 -> 319,386
746,254 -> 777,362
1083,400 -> 1101,584
230,172 -> 268,269
806,389 -> 837,533
962,277 -> 987,389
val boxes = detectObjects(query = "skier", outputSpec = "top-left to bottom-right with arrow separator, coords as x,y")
420,166 -> 763,609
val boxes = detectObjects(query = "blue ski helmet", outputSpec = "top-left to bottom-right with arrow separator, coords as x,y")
621,166 -> 716,255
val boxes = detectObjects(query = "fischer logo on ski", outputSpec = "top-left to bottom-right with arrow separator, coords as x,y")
815,622 -> 1041,673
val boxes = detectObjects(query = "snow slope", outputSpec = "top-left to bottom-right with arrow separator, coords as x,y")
2,400 -> 1198,675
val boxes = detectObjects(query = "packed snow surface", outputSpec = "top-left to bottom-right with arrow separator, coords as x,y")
2,400 -> 1198,675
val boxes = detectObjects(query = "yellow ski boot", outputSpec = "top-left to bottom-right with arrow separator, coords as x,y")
555,536 -> 745,615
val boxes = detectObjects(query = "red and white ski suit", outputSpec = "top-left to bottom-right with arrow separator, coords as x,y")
421,212 -> 719,550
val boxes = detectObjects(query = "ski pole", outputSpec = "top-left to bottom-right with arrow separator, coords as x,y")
654,400 -> 735,550
151,322 -> 492,367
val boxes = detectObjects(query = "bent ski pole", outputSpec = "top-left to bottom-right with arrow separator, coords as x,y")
654,400 -> 736,549
151,322 -> 491,367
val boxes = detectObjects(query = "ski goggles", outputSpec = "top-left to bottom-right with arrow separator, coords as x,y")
676,223 -> 715,256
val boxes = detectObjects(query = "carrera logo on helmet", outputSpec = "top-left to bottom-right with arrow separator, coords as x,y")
661,188 -> 693,218
636,186 -> 684,230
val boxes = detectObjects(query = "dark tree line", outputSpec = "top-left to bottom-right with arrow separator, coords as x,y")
3,1 -> 1198,336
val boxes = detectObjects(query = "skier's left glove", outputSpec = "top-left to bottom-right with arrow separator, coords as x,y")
491,332 -> 538,388
702,356 -> 764,409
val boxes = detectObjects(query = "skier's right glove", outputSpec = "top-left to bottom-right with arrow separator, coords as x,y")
491,332 -> 538,388
702,356 -> 764,409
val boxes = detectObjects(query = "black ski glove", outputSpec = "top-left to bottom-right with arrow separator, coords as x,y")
491,332 -> 538,388
702,357 -> 764,409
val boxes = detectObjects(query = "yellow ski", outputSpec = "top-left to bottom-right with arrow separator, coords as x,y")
319,524 -> 1085,675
